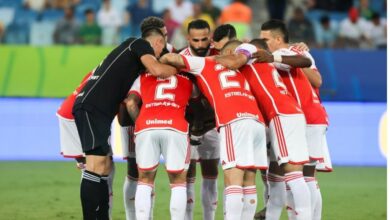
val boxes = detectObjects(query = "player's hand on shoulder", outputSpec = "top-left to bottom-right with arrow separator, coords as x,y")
252,49 -> 274,63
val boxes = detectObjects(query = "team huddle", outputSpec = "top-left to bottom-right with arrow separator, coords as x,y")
56,16 -> 332,220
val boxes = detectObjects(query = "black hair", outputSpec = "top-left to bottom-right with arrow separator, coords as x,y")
221,39 -> 242,53
140,16 -> 165,33
250,38 -> 269,51
261,19 -> 289,43
84,8 -> 94,15
142,27 -> 164,39
213,24 -> 237,42
187,19 -> 210,33
320,14 -> 330,24
372,12 -> 380,20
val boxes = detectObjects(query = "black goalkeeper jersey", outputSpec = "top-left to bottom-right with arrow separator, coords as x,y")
73,37 -> 154,119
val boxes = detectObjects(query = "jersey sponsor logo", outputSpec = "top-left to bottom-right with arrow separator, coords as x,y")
214,64 -> 225,71
236,112 -> 258,119
225,91 -> 255,100
145,119 -> 173,125
144,101 -> 180,109
90,75 -> 99,80
76,91 -> 84,97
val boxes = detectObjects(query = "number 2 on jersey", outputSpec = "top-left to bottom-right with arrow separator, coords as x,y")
219,70 -> 250,91
155,76 -> 177,101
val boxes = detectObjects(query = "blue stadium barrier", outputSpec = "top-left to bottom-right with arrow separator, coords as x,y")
311,49 -> 386,102
0,98 -> 386,166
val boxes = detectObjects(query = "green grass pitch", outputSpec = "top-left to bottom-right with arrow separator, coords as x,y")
0,161 -> 386,219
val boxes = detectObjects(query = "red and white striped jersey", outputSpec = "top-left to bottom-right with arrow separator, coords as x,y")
240,63 -> 303,125
273,47 -> 328,125
181,55 -> 263,127
130,73 -> 197,134
57,71 -> 92,119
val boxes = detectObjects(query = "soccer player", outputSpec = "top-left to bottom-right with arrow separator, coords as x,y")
120,16 -> 177,220
57,71 -> 117,219
232,40 -> 313,220
123,72 -> 197,220
160,40 -> 268,220
259,19 -> 329,220
72,28 -> 177,220
179,19 -> 220,220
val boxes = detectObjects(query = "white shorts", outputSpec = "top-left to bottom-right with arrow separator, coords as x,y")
191,128 -> 220,160
135,129 -> 190,173
121,126 -> 136,159
219,119 -> 267,170
316,131 -> 333,172
268,114 -> 310,165
306,125 -> 327,163
57,115 -> 84,158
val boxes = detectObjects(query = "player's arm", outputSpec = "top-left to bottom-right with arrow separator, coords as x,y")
140,54 -> 178,78
301,68 -> 322,88
117,102 -> 134,126
159,53 -> 187,69
124,94 -> 141,122
252,49 -> 312,68
214,53 -> 248,70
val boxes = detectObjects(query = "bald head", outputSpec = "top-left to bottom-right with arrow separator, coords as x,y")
220,40 -> 243,55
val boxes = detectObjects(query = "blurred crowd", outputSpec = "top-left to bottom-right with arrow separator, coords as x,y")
0,0 -> 386,49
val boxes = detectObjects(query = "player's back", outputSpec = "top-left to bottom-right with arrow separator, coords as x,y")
240,63 -> 303,124
183,56 -> 263,127
133,73 -> 194,134
273,47 -> 327,125
57,71 -> 92,119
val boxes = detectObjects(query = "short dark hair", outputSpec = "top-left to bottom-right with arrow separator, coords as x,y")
84,8 -> 94,15
221,39 -> 242,53
261,19 -> 289,43
187,19 -> 210,33
213,24 -> 237,42
250,38 -> 269,51
142,27 -> 164,39
140,16 -> 165,33
320,14 -> 330,24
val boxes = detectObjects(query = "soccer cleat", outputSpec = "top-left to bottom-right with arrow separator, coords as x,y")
254,207 -> 266,220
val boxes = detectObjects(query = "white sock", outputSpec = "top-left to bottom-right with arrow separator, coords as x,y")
286,184 -> 296,220
123,176 -> 137,220
313,180 -> 322,220
185,178 -> 196,220
201,177 -> 218,220
266,173 -> 286,220
170,184 -> 187,220
261,172 -> 269,206
224,185 -> 243,220
285,171 -> 311,220
135,182 -> 153,220
305,176 -> 318,219
242,186 -> 257,220
149,189 -> 155,220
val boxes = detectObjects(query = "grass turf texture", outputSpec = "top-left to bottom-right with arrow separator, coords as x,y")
0,162 -> 386,219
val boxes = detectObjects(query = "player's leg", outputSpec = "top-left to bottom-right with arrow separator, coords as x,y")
163,130 -> 191,220
124,158 -> 138,220
269,115 -> 311,220
242,169 -> 258,220
134,131 -> 160,220
198,129 -> 220,220
220,123 -> 244,220
242,121 -> 267,220
120,125 -> 139,220
74,109 -> 112,220
305,125 -> 328,220
185,150 -> 198,220
265,161 -> 286,220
